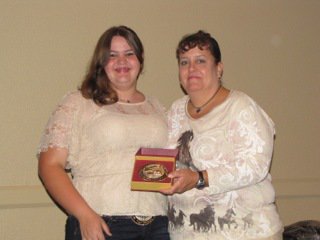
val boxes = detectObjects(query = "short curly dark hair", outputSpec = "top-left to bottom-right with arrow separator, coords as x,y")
176,30 -> 221,64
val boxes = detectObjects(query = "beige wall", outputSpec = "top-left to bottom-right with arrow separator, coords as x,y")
1,0 -> 319,239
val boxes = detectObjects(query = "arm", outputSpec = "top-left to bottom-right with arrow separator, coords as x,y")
37,92 -> 111,239
205,103 -> 275,194
38,148 -> 111,239
161,98 -> 204,195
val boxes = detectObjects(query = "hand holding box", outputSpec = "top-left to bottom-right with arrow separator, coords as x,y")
131,147 -> 179,191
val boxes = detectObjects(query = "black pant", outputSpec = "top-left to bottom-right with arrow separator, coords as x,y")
65,215 -> 170,240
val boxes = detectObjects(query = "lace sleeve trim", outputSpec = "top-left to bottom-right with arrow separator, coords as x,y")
37,91 -> 81,158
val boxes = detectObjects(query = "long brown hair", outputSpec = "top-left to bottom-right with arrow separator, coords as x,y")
80,26 -> 144,105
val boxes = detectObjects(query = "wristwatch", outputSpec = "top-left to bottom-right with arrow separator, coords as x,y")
196,171 -> 205,190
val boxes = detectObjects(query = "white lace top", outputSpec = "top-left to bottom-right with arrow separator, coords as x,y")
167,90 -> 283,240
37,91 -> 168,216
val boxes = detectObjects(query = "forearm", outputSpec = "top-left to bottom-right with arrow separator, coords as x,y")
203,104 -> 274,194
204,151 -> 271,195
44,170 -> 91,217
38,151 -> 94,220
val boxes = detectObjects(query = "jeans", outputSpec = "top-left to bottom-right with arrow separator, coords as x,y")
65,215 -> 170,240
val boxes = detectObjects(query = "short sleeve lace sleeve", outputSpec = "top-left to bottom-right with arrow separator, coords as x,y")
37,91 -> 80,157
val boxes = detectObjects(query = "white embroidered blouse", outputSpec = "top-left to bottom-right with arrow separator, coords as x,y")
37,91 -> 168,216
167,90 -> 283,240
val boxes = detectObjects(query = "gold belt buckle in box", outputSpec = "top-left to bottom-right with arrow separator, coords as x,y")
131,216 -> 155,226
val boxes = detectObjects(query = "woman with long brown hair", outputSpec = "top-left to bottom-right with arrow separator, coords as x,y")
38,26 -> 169,240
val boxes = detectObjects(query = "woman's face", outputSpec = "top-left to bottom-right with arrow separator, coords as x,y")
104,36 -> 141,91
178,46 -> 223,94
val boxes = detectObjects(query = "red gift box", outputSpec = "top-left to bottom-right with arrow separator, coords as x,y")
131,147 -> 178,191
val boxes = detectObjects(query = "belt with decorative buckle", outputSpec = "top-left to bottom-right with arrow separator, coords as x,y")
131,216 -> 155,226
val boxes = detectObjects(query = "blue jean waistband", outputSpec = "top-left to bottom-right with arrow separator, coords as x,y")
102,215 -> 167,226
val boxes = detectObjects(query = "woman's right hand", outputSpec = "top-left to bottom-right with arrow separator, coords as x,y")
78,211 -> 112,240
159,168 -> 199,195
38,148 -> 112,239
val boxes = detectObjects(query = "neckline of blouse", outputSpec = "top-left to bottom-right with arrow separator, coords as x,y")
116,97 -> 147,106
185,89 -> 234,120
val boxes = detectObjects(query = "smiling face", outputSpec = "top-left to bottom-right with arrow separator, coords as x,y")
104,36 -> 141,92
178,46 -> 223,95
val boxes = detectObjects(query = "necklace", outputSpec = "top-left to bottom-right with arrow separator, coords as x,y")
118,98 -> 131,103
189,85 -> 222,113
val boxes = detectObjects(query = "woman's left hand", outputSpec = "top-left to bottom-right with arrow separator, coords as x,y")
159,169 -> 198,195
